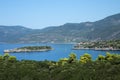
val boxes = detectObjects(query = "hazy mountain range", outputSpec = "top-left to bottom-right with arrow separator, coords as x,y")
0,13 -> 120,43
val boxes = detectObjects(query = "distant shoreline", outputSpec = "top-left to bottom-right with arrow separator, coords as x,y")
73,48 -> 120,51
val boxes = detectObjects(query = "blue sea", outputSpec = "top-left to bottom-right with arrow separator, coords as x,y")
0,43 -> 120,61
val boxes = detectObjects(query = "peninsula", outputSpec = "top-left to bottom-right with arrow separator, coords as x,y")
4,46 -> 53,53
73,40 -> 120,51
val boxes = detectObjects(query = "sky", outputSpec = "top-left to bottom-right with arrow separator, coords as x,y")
0,0 -> 120,29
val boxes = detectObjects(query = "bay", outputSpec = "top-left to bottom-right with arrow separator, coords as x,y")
0,43 -> 120,61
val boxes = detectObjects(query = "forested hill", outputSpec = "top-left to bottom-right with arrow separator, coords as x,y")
0,13 -> 120,43
1,52 -> 120,80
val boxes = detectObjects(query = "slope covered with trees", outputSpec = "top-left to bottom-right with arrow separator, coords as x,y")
0,52 -> 120,80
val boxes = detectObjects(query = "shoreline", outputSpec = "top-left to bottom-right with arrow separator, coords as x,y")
73,48 -> 120,51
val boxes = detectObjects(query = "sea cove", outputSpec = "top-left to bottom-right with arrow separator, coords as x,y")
0,43 -> 120,61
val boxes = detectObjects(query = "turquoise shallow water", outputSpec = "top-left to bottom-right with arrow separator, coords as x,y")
0,43 -> 120,61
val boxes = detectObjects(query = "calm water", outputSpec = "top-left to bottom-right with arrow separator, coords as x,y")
0,43 -> 120,61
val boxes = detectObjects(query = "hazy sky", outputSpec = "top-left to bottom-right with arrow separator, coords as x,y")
0,0 -> 120,29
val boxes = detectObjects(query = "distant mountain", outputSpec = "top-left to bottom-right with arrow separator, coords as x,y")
0,26 -> 32,43
0,13 -> 120,43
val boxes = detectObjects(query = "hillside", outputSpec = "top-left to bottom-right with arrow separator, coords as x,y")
1,53 -> 120,80
0,13 -> 120,43
0,25 -> 33,43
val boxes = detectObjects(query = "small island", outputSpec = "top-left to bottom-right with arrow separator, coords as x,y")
4,46 -> 53,53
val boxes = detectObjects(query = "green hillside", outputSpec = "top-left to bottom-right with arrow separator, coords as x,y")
0,52 -> 120,80
0,13 -> 120,43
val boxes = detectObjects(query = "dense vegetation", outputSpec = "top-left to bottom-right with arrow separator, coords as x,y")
17,46 -> 52,50
0,52 -> 120,80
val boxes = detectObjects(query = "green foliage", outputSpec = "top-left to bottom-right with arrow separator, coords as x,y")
105,52 -> 114,61
68,53 -> 77,63
4,53 -> 10,57
1,53 -> 17,62
3,53 -> 10,60
18,46 -> 52,50
80,53 -> 92,63
58,58 -> 68,66
8,56 -> 16,61
0,55 -> 3,61
0,52 -> 120,80
97,55 -> 105,61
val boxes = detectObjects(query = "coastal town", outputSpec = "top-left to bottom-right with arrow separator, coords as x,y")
73,40 -> 120,51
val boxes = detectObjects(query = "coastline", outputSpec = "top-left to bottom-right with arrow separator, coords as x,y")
73,47 -> 120,51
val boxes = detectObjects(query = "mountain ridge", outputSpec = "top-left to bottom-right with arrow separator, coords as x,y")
0,13 -> 120,43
